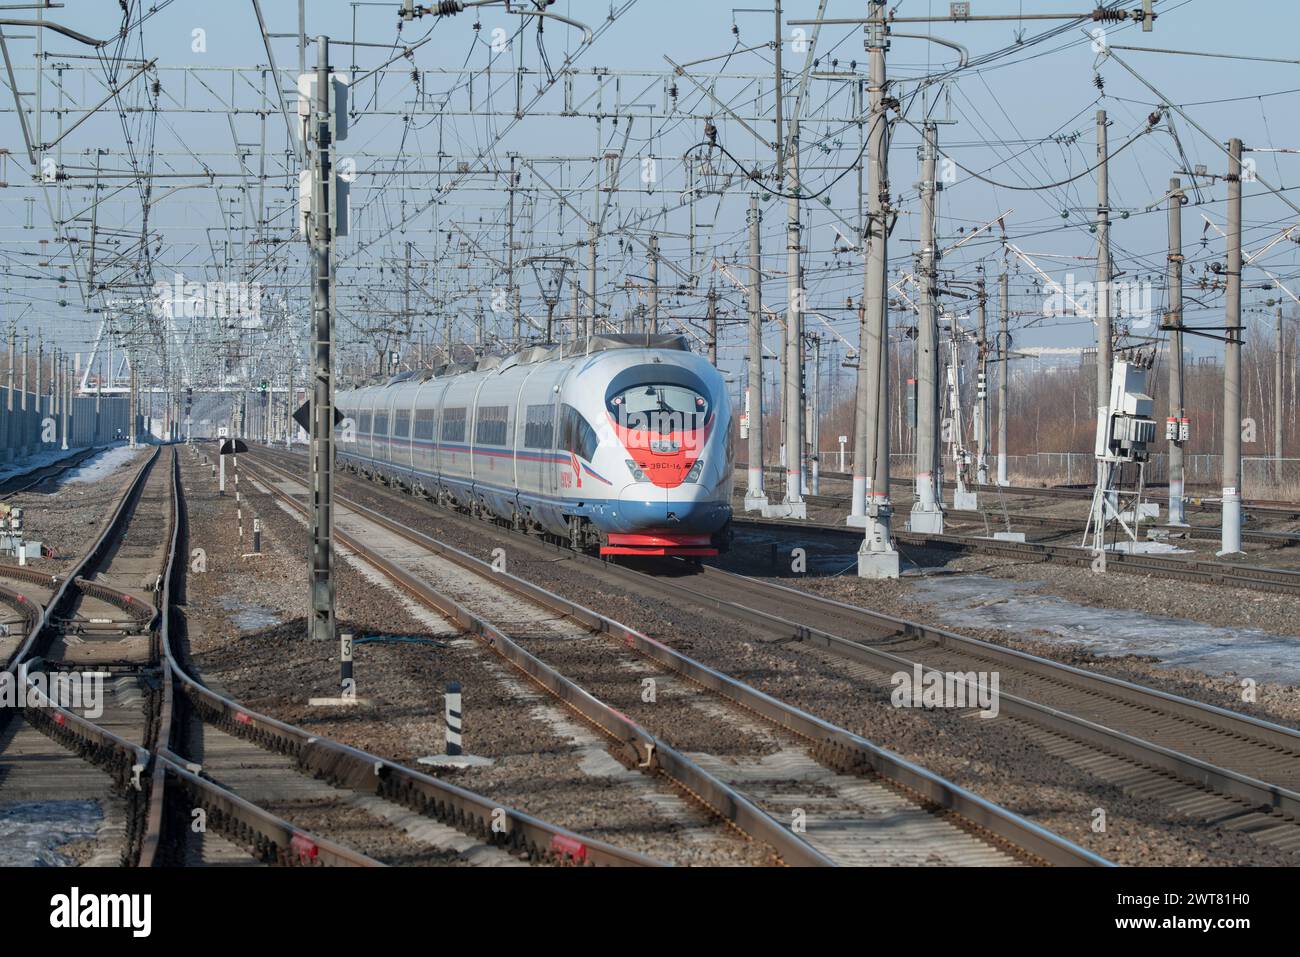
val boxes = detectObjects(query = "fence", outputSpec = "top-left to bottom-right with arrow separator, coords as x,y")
0,386 -> 135,464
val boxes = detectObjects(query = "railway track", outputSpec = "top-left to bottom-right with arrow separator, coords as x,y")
0,446 -> 106,500
249,445 -> 1113,866
259,445 -> 1300,861
4,446 -> 647,867
612,564 -> 1300,848
153,446 -> 661,867
1,447 -> 378,867
0,447 -> 162,865
734,513 -> 1300,596
795,491 -> 1300,548
743,464 -> 1300,522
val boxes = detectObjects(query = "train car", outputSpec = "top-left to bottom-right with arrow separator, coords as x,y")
335,333 -> 733,559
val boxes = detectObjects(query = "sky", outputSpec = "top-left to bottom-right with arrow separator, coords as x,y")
1,0 -> 1298,390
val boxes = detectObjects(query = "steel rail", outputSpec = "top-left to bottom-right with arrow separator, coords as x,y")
643,564 -> 1300,824
308,455 -> 1300,844
0,445 -> 104,499
243,454 -> 831,866
0,580 -> 39,632
165,448 -> 665,868
741,463 -> 1300,520
144,447 -> 547,868
3,446 -> 159,679
733,515 -> 1300,596
797,492 -> 1300,547
155,750 -> 385,867
250,448 -> 1112,867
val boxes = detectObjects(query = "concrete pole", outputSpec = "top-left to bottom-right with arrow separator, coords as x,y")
810,335 -> 821,495
129,356 -> 138,448
706,287 -> 718,364
60,353 -> 69,450
508,155 -> 520,343
5,326 -> 14,462
1276,306 -> 1284,486
1094,110 -> 1113,507
647,235 -> 659,334
286,358 -> 294,448
1167,177 -> 1187,524
976,278 -> 989,484
20,332 -> 28,456
35,332 -> 41,421
744,195 -> 767,509
1221,137 -> 1244,555
850,15 -> 888,526
857,2 -> 898,577
998,272 -> 1009,486
20,332 -> 28,411
911,121 -> 943,533
570,272 -> 580,340
587,222 -> 598,340
309,36 -> 338,641
781,120 -> 806,517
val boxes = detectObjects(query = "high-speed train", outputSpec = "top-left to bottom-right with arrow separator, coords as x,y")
335,333 -> 734,559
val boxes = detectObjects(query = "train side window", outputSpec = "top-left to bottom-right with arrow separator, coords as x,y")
523,405 -> 554,449
559,404 -> 598,461
373,411 -> 389,436
394,408 -> 411,438
475,405 -> 509,446
414,408 -> 435,441
358,411 -> 372,434
442,407 -> 466,443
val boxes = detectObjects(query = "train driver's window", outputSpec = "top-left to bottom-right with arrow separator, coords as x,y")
558,404 -> 599,462
607,383 -> 709,434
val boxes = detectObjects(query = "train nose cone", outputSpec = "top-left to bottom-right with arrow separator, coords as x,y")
615,487 -> 729,534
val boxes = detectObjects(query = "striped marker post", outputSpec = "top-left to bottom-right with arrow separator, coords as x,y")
445,681 -> 462,756
340,631 -> 353,693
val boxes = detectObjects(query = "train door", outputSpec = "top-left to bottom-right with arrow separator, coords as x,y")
429,379 -> 448,485
467,375 -> 491,492
512,364 -> 544,515
361,390 -> 376,463
395,385 -> 414,475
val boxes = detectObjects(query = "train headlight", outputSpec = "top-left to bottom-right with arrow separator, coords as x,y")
685,458 -> 705,483
625,459 -> 646,482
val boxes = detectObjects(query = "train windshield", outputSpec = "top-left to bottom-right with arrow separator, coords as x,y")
608,383 -> 710,435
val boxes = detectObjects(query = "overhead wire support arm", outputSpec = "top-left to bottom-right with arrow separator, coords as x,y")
37,58 -> 157,152
787,5 -> 1154,28
251,0 -> 303,166
1101,45 -> 1300,220
664,54 -> 771,151
401,0 -> 593,45
0,18 -> 109,47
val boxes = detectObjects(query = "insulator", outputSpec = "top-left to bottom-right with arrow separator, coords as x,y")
1091,8 -> 1128,21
